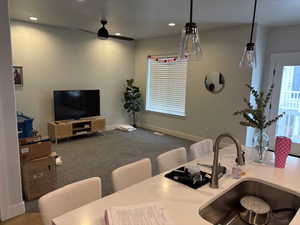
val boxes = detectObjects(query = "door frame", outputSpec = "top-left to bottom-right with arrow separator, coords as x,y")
267,52 -> 300,152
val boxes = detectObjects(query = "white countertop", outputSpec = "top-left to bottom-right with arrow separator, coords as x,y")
53,145 -> 300,225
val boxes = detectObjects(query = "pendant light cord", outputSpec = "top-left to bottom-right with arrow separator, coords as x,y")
189,0 -> 193,24
249,0 -> 257,43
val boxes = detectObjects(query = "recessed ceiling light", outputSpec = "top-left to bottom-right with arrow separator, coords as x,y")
77,0 -> 85,2
29,17 -> 38,21
168,23 -> 176,27
115,33 -> 121,36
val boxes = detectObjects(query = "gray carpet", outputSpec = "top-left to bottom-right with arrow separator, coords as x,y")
25,128 -> 194,212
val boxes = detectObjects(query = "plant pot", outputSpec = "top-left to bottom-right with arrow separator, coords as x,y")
253,130 -> 269,163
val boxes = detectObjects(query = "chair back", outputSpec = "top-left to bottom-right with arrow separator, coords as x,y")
190,139 -> 213,160
112,158 -> 152,192
39,177 -> 102,225
157,147 -> 187,173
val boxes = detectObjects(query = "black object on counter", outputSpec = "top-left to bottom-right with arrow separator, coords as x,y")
165,167 -> 211,189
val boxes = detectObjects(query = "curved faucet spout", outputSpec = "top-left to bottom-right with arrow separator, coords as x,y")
210,133 -> 245,189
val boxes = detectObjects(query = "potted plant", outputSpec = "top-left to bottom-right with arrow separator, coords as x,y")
234,84 -> 284,162
123,79 -> 142,127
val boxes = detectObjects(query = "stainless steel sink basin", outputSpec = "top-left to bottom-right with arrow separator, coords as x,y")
199,180 -> 300,225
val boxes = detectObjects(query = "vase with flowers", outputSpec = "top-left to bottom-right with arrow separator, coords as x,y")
234,84 -> 284,162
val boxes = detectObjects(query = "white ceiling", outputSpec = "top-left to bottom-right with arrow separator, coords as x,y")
9,0 -> 300,40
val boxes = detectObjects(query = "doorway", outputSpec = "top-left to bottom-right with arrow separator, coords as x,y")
268,52 -> 300,156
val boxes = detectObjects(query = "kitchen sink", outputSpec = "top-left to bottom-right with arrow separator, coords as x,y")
199,179 -> 300,225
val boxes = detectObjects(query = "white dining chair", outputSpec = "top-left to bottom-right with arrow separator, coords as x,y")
157,147 -> 187,173
190,139 -> 213,160
38,177 -> 102,225
112,158 -> 152,192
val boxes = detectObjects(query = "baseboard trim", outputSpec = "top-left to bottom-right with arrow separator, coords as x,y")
105,124 -> 119,131
4,201 -> 25,220
140,123 -> 204,142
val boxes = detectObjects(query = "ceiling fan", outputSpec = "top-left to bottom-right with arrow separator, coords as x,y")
97,20 -> 134,41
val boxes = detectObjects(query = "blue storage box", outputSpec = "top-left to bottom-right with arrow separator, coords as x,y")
17,115 -> 33,138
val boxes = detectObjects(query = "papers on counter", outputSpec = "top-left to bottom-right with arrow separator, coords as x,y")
104,202 -> 174,225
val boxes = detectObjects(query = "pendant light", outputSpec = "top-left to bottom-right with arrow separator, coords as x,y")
240,0 -> 258,68
179,0 -> 202,61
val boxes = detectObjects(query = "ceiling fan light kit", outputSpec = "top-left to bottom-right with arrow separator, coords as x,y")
97,20 -> 109,39
240,0 -> 258,69
97,20 -> 134,41
179,0 -> 203,61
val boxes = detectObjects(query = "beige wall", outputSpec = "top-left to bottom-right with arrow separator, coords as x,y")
266,24 -> 300,54
11,21 -> 135,135
262,24 -> 300,91
134,25 -> 253,142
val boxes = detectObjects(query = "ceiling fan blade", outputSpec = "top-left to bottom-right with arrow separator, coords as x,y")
109,35 -> 134,41
78,28 -> 96,35
78,29 -> 134,41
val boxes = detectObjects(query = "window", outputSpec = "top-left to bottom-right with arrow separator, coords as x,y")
146,56 -> 187,116
292,66 -> 300,91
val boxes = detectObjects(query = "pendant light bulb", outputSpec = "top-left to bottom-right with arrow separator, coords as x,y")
179,0 -> 203,61
240,0 -> 258,69
240,43 -> 256,68
179,23 -> 203,61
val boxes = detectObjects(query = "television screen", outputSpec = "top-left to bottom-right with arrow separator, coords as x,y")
54,90 -> 100,121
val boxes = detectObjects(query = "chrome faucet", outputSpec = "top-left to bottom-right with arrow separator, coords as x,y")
210,133 -> 245,189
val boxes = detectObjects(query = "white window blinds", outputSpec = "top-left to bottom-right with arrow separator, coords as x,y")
146,56 -> 187,116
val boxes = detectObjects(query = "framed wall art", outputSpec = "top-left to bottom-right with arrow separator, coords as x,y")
13,66 -> 23,87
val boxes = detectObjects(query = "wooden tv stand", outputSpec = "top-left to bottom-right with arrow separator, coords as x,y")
48,116 -> 105,144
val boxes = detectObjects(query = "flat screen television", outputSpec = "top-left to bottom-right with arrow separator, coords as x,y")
54,90 -> 100,121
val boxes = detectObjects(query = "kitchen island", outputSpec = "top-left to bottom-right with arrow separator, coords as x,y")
53,145 -> 300,225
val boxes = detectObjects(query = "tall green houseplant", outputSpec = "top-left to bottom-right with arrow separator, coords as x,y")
123,79 -> 142,127
234,84 -> 284,161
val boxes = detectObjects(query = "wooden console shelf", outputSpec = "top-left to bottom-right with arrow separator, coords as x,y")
48,116 -> 105,144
